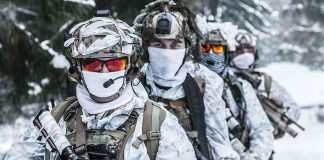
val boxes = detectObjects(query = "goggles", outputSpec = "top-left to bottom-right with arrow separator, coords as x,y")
81,58 -> 127,72
201,44 -> 224,54
235,47 -> 255,54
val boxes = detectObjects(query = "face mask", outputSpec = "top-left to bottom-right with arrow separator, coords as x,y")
81,70 -> 126,98
147,47 -> 187,87
200,51 -> 226,74
231,52 -> 255,70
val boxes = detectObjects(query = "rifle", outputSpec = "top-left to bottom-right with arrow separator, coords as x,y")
258,94 -> 305,137
33,108 -> 83,160
193,145 -> 208,160
236,71 -> 305,137
236,70 -> 261,89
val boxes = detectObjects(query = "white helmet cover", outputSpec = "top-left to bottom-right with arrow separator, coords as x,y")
64,17 -> 142,59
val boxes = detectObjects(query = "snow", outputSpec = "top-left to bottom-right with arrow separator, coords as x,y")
51,54 -> 70,69
282,3 -> 304,11
63,0 -> 96,7
40,40 -> 70,69
59,20 -> 74,32
0,117 -> 31,158
41,78 -> 50,86
273,107 -> 324,160
16,7 -> 38,16
238,1 -> 271,27
278,43 -> 308,54
17,23 -> 26,30
27,82 -> 42,95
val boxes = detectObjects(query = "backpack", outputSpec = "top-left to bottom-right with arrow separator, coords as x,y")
47,97 -> 166,160
148,74 -> 212,160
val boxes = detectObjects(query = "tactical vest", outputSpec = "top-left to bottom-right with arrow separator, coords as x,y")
222,74 -> 250,149
146,74 -> 212,160
48,97 -> 166,160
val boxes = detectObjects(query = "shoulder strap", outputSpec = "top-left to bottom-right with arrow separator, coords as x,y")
132,101 -> 166,160
143,101 -> 166,160
139,72 -> 152,95
260,72 -> 272,96
74,107 -> 90,159
51,96 -> 77,122
120,110 -> 140,160
182,73 -> 210,160
225,76 -> 248,135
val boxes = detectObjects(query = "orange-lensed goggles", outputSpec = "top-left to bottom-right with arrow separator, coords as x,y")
81,58 -> 127,72
201,44 -> 224,54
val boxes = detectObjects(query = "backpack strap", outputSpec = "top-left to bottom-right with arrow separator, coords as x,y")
74,107 -> 90,159
182,73 -> 211,160
132,100 -> 166,160
119,110 -> 140,160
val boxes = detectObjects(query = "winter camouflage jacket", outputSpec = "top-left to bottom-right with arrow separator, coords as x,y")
257,73 -> 301,122
223,75 -> 274,160
5,79 -> 196,160
141,61 -> 240,160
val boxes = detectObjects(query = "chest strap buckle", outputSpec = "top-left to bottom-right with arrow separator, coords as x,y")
132,131 -> 161,149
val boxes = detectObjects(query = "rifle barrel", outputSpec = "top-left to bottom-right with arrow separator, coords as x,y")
263,104 -> 298,137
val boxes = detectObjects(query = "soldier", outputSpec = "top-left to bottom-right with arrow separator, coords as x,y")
134,1 -> 239,160
5,13 -> 196,160
200,26 -> 274,160
230,30 -> 302,139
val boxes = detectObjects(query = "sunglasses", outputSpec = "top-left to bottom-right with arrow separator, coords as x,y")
81,58 -> 127,72
201,44 -> 224,54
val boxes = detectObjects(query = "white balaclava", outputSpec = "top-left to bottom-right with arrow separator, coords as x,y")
148,47 -> 187,87
231,52 -> 255,70
146,11 -> 188,87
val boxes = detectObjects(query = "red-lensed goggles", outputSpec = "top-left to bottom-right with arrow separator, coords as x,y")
201,44 -> 224,54
81,58 -> 127,72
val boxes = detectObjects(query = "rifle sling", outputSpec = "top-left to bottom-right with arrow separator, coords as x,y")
182,74 -> 210,159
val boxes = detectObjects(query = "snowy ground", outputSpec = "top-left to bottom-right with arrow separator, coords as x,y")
0,117 -> 31,159
0,62 -> 324,159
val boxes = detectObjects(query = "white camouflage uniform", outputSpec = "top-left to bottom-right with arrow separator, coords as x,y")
223,72 -> 274,160
257,73 -> 301,122
5,79 -> 196,160
142,61 -> 240,160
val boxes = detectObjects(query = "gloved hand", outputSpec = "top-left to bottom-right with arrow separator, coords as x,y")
240,153 -> 261,160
